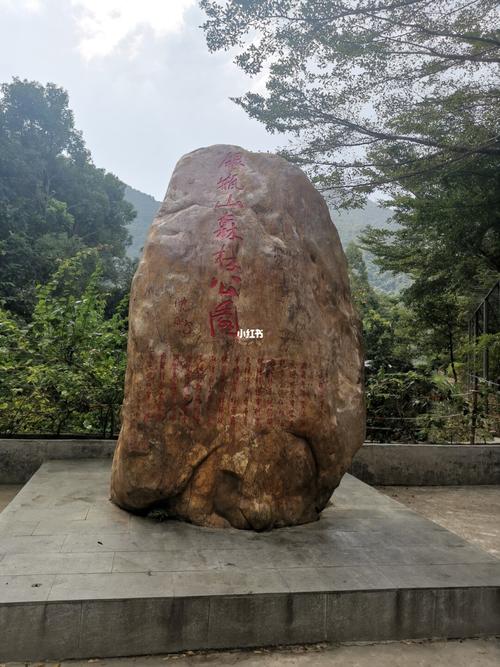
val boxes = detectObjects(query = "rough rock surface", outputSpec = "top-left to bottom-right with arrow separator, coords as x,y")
110,145 -> 365,530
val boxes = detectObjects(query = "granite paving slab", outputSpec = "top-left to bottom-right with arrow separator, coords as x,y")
0,459 -> 499,661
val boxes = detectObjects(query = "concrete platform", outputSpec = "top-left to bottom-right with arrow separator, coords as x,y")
0,461 -> 499,662
379,485 -> 500,558
6,637 -> 500,667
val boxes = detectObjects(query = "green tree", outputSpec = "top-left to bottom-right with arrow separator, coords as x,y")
0,78 -> 136,316
199,2 -> 499,380
360,155 -> 499,378
0,250 -> 127,437
346,241 -> 416,371
200,0 -> 499,205
344,242 -> 483,443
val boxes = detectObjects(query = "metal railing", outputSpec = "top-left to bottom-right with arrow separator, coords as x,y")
468,280 -> 500,443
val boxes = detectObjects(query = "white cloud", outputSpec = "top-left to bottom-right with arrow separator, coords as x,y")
71,0 -> 195,60
0,0 -> 42,12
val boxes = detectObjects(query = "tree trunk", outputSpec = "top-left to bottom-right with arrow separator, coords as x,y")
448,326 -> 458,383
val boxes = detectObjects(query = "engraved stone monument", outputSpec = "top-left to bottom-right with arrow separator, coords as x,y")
110,145 -> 365,529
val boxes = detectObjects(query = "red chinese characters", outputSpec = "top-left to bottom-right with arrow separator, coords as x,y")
243,356 -> 251,424
174,297 -> 194,336
214,212 -> 242,241
218,282 -> 239,297
217,173 -> 242,191
210,274 -> 241,298
209,150 -> 247,339
213,245 -> 241,272
215,193 -> 245,210
216,352 -> 229,421
219,152 -> 245,170
209,299 -> 239,337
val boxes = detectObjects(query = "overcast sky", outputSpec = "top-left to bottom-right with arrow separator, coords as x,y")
0,0 -> 279,200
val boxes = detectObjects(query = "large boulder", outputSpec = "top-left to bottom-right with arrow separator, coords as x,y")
110,145 -> 364,530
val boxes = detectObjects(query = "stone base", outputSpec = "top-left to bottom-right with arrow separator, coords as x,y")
0,460 -> 499,661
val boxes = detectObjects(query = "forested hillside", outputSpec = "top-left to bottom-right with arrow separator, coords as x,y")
124,185 -> 160,258
331,202 -> 409,293
0,78 -> 135,318
123,188 -> 403,293
0,79 -> 134,436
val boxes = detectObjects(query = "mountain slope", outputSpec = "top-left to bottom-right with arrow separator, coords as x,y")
331,200 -> 392,246
331,201 -> 407,293
124,185 -> 161,257
124,187 -> 404,293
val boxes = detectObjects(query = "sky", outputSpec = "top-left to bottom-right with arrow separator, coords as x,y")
0,0 -> 279,200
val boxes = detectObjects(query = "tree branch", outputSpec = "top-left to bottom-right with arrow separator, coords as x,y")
307,105 -> 500,155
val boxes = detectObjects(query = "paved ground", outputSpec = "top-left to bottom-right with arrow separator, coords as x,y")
378,486 -> 500,558
2,483 -> 499,556
0,485 -> 21,512
4,637 -> 500,666
1,480 -> 499,665
2,462 -> 497,607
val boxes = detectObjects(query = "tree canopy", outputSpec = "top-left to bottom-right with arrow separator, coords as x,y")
0,78 -> 135,316
200,0 -> 500,205
199,1 -> 500,442
0,250 -> 127,437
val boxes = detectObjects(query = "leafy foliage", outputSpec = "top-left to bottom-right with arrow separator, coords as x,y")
0,78 -> 136,317
360,151 -> 499,378
366,369 -> 444,442
346,242 -> 415,370
347,242 -> 498,442
200,0 -> 499,205
0,250 -> 127,437
200,1 -> 499,442
366,367 -> 497,444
